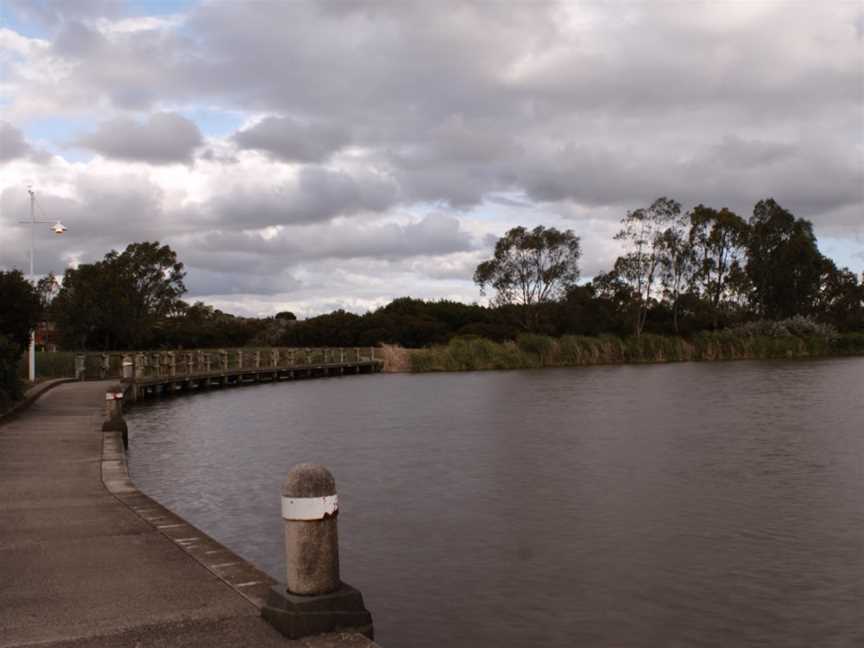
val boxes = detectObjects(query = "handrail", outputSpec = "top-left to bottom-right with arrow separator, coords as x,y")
72,347 -> 381,381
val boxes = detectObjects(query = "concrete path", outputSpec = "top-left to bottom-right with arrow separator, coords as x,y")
0,381 -> 375,648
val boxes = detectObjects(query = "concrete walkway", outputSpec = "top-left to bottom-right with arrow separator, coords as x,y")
0,381 -> 374,648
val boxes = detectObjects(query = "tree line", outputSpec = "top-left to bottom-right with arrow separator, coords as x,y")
1,197 -> 862,363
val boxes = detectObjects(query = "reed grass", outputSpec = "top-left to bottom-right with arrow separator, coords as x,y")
406,332 -> 864,373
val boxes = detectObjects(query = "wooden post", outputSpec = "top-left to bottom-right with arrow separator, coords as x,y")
121,354 -> 133,380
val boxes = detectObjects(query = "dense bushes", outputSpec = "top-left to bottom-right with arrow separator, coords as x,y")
0,270 -> 42,408
0,335 -> 23,409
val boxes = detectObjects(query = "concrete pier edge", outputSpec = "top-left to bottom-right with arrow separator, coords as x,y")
1,380 -> 379,647
101,389 -> 380,646
99,409 -> 279,609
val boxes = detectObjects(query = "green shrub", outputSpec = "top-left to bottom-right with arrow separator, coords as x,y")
0,334 -> 23,408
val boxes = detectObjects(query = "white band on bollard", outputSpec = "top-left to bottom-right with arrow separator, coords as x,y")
281,495 -> 339,521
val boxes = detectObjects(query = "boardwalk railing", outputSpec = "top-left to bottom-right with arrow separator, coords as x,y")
72,347 -> 383,399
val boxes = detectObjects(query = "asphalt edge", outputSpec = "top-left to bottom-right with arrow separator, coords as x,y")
0,378 -> 78,428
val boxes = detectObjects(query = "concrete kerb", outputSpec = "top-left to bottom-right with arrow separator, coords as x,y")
98,391 -> 278,610
0,377 -> 77,427
98,386 -> 381,647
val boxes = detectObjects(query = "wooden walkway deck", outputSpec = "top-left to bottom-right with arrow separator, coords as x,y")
69,348 -> 384,401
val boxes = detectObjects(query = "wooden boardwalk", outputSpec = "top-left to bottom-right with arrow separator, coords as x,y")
70,348 -> 384,401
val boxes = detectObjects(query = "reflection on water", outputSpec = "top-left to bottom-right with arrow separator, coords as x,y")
127,358 -> 864,648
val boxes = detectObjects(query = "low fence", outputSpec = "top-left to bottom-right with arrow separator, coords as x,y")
70,347 -> 381,381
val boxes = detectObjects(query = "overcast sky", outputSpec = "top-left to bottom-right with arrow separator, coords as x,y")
1,0 -> 862,318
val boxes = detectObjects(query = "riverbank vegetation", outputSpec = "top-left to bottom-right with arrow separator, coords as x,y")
2,197 -> 862,390
408,325 -> 864,373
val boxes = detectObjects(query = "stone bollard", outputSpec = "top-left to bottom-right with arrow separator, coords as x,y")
102,384 -> 128,448
261,463 -> 373,640
282,464 -> 340,594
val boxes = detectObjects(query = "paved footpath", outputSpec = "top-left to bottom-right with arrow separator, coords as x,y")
0,381 -> 375,648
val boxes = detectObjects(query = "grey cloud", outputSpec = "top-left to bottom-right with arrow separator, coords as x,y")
175,214 -> 476,297
52,20 -> 107,58
208,166 -> 399,227
10,2 -> 861,218
709,136 -> 796,170
0,122 -> 34,162
185,268 -> 300,297
75,113 -> 203,164
233,116 -> 350,163
3,1 -> 863,310
190,213 -> 474,265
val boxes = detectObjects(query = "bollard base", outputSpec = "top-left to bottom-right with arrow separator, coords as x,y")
261,582 -> 373,641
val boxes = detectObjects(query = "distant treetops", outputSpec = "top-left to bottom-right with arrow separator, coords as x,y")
473,197 -> 863,337
12,196 -> 864,353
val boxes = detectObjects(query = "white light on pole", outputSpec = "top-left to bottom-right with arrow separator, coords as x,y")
19,187 -> 67,382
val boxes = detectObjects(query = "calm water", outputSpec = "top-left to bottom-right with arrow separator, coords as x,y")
127,359 -> 864,648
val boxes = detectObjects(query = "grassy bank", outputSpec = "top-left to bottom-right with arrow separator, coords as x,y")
406,332 -> 864,372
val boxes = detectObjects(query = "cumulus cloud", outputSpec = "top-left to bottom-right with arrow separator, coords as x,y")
75,112 -> 203,164
0,1 -> 861,314
233,116 -> 350,163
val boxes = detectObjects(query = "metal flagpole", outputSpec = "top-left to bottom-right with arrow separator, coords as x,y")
28,188 -> 35,382
19,187 -> 67,383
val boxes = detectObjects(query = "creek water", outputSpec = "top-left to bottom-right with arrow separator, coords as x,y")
126,358 -> 864,648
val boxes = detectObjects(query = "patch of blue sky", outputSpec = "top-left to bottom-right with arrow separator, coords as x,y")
127,0 -> 197,17
177,107 -> 246,138
818,235 -> 864,273
22,116 -> 93,147
0,3 -> 48,39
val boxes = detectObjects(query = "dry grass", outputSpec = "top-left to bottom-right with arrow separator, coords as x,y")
379,344 -> 413,373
